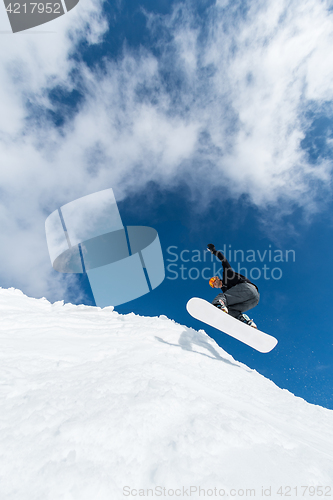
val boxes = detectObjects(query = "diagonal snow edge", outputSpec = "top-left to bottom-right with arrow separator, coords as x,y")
0,287 -> 332,500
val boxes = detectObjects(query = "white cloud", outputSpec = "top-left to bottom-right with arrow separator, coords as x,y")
0,0 -> 108,299
1,0 -> 333,299
185,0 -> 333,204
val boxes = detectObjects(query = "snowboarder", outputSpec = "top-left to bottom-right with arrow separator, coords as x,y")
207,243 -> 259,328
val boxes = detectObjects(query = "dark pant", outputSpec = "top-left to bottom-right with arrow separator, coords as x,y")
212,282 -> 259,319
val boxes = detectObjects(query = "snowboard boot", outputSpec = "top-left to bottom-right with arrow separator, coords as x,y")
217,298 -> 228,313
239,313 -> 257,329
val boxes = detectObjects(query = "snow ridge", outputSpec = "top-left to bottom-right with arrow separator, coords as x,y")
1,288 -> 332,500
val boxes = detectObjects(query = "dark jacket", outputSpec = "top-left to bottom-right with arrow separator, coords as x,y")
213,250 -> 258,292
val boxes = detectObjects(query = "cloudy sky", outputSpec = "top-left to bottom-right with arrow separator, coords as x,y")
1,0 -> 333,408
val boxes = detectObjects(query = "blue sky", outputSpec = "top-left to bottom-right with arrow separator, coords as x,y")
1,0 -> 333,409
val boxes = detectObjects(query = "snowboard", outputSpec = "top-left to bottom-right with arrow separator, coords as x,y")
186,297 -> 278,353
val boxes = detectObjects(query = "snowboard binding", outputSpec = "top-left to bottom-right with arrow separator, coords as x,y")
239,313 -> 257,329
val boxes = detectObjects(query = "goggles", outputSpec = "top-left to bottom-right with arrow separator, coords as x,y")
209,276 -> 220,288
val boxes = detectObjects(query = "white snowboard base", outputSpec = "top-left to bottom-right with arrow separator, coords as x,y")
186,297 -> 278,353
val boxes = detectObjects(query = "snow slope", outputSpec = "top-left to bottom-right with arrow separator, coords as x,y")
1,288 -> 333,500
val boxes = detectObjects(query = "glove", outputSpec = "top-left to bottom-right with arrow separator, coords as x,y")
207,243 -> 216,254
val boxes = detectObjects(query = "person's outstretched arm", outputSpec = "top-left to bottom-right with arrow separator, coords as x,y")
207,243 -> 232,272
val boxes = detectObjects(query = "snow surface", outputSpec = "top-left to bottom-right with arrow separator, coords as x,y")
1,288 -> 333,500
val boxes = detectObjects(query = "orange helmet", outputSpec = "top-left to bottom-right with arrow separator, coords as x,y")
209,276 -> 219,287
